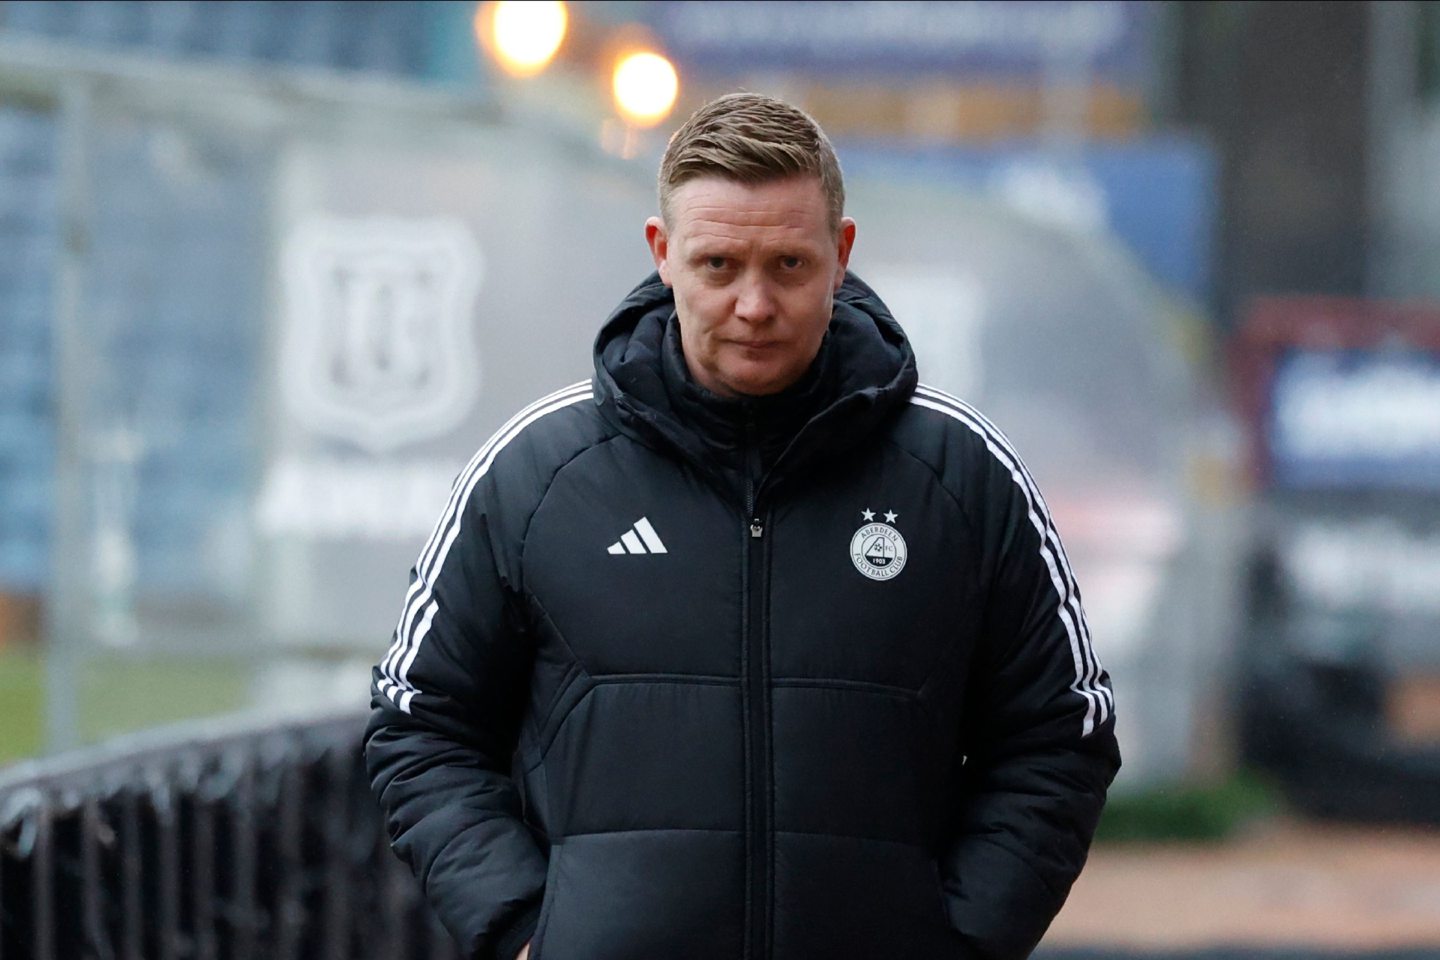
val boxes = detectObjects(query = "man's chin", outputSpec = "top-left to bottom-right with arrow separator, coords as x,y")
716,368 -> 802,398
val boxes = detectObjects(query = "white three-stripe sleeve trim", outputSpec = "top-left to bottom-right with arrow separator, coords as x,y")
914,386 -> 1113,725
379,380 -> 591,688
947,395 -> 1108,717
915,384 -> 1109,713
387,600 -> 437,713
916,386 -> 1113,728
378,380 -> 590,693
910,388 -> 1112,737
385,379 -> 591,676
376,381 -> 593,713
381,382 -> 592,709
911,394 -> 1103,736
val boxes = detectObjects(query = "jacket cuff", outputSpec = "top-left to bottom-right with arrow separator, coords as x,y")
490,900 -> 543,960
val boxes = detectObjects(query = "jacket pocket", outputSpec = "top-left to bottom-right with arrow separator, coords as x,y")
528,843 -> 563,960
529,830 -> 744,960
772,833 -> 959,958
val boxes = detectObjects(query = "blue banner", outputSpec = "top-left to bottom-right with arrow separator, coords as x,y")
650,1 -> 1157,83
1268,349 -> 1440,491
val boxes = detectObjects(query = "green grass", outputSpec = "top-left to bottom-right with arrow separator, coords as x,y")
0,647 -> 45,762
0,646 -> 252,764
1094,771 -> 1283,843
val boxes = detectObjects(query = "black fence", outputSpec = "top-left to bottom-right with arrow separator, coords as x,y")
0,711 -> 460,960
1037,953 -> 1440,960
2,711 -> 1437,960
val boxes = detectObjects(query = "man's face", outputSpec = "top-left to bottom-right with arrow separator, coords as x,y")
645,176 -> 856,398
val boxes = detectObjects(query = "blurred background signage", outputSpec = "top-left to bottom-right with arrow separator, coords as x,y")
1234,297 -> 1440,822
650,1 -> 1155,82
1269,351 -> 1440,491
257,218 -> 486,543
1237,298 -> 1440,494
279,218 -> 484,456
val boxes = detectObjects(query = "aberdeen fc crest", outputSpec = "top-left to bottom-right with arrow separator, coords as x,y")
850,509 -> 907,581
282,218 -> 483,453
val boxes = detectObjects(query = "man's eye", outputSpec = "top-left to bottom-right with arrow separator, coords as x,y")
706,257 -> 729,270
780,256 -> 803,270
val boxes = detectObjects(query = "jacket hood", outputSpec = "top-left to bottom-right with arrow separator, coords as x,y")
592,271 -> 918,489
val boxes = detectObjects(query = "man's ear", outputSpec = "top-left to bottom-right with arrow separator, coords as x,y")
833,217 -> 857,292
645,217 -> 673,286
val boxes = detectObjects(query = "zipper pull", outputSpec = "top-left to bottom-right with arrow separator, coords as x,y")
749,518 -> 764,539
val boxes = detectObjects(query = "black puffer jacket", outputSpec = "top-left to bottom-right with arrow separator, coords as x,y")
365,273 -> 1119,960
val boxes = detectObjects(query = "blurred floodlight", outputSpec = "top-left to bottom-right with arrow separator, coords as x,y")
612,51 -> 679,127
480,0 -> 568,77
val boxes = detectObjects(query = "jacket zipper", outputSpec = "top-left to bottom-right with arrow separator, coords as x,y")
741,423 -> 770,960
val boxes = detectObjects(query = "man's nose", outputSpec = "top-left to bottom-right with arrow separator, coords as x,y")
733,272 -> 777,323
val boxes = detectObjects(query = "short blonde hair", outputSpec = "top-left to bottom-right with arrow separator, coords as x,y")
658,92 -> 845,234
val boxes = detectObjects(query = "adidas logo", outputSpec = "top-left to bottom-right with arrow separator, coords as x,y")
607,517 -> 668,555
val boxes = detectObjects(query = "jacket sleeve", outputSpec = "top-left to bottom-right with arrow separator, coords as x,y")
363,460 -> 546,960
939,427 -> 1121,960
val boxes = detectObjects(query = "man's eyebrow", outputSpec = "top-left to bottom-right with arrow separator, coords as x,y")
685,239 -> 745,255
687,234 -> 824,251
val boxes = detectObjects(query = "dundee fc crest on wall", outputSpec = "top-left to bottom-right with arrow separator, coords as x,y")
281,218 -> 483,453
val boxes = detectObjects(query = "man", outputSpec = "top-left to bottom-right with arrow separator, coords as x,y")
366,93 -> 1119,960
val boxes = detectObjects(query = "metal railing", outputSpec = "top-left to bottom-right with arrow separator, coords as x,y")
3,710 -> 1438,959
0,710 -> 460,960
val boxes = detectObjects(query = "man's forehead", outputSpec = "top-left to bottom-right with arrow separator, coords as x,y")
669,173 -> 826,206
665,175 -> 832,236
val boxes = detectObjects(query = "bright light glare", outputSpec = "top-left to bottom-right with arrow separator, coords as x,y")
612,52 -> 679,127
484,1 -> 568,77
